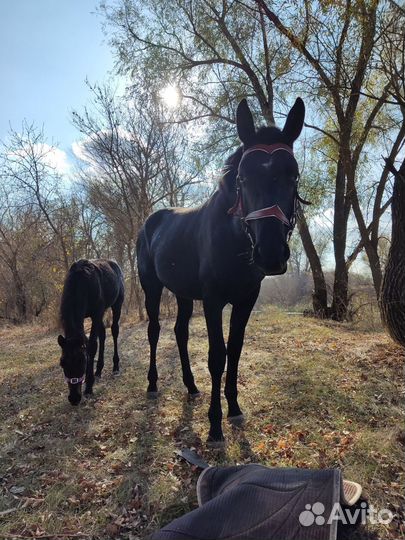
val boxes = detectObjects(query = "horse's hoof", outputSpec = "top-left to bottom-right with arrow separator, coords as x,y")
188,391 -> 201,400
146,391 -> 159,399
94,375 -> 101,382
228,414 -> 245,426
112,370 -> 120,377
206,436 -> 226,449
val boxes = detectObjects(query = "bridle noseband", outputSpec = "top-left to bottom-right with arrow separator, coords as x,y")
228,143 -> 300,237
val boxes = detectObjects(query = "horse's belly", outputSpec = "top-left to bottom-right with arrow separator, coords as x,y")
156,259 -> 203,300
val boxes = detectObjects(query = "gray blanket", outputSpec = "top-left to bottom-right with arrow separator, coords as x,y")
152,464 -> 344,540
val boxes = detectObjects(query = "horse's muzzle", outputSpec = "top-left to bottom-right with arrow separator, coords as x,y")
68,384 -> 82,406
253,243 -> 289,275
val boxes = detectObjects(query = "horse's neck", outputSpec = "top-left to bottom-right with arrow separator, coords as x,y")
63,318 -> 86,341
61,286 -> 88,340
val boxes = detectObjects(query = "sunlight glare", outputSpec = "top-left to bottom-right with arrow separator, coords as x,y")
159,84 -> 180,109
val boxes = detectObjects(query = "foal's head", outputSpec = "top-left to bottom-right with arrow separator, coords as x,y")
57,334 -> 88,405
233,98 -> 305,275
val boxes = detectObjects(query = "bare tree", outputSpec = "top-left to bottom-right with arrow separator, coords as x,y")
72,85 -> 200,313
0,122 -> 73,271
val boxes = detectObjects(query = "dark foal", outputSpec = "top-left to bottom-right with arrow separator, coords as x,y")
137,98 -> 305,444
58,259 -> 124,405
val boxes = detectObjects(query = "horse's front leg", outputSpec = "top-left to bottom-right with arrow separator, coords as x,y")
111,300 -> 123,374
203,297 -> 227,446
225,289 -> 259,424
95,322 -> 106,378
85,319 -> 99,395
174,296 -> 199,396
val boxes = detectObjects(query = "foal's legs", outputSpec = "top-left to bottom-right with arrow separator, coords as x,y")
174,296 -> 199,396
85,317 -> 101,395
203,297 -> 227,444
111,300 -> 122,374
95,322 -> 106,378
225,289 -> 259,422
144,280 -> 163,396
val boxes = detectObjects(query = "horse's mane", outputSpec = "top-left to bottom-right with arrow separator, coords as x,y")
219,147 -> 244,195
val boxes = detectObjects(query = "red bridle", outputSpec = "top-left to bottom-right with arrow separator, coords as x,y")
228,143 -> 297,230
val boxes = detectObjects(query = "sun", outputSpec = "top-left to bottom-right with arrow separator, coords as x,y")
159,84 -> 180,109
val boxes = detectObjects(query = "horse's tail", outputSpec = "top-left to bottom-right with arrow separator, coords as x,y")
136,225 -> 153,282
137,209 -> 169,284
106,260 -> 125,299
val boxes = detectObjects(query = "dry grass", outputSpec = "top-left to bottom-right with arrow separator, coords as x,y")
0,307 -> 404,539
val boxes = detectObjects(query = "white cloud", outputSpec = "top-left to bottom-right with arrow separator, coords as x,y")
7,143 -> 70,175
71,139 -> 91,163
71,128 -> 136,168
40,145 -> 70,174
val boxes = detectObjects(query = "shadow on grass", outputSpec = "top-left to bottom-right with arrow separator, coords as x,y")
230,422 -> 259,463
258,360 -> 385,427
111,391 -> 203,537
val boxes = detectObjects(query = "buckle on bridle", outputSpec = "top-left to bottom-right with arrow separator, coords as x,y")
65,375 -> 85,385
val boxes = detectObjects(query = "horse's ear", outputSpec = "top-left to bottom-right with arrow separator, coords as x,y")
236,99 -> 256,145
58,335 -> 66,348
282,98 -> 305,145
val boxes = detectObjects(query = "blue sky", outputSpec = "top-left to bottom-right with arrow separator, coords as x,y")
0,0 -> 115,163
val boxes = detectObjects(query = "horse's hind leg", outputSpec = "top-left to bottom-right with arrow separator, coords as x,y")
111,300 -> 122,374
95,322 -> 106,378
174,296 -> 199,397
144,279 -> 163,397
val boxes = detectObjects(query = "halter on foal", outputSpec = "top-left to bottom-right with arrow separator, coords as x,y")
137,98 -> 306,445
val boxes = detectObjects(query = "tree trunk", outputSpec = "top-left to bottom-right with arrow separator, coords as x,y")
346,167 -> 383,298
331,159 -> 351,321
13,269 -> 27,322
297,207 -> 329,317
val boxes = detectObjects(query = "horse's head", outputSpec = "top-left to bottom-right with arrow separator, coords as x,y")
233,98 -> 305,275
57,334 -> 88,405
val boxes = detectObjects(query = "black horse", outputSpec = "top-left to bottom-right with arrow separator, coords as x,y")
58,259 -> 124,405
137,98 -> 305,444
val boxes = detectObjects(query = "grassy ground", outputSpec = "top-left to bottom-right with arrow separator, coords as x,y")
0,307 -> 404,539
